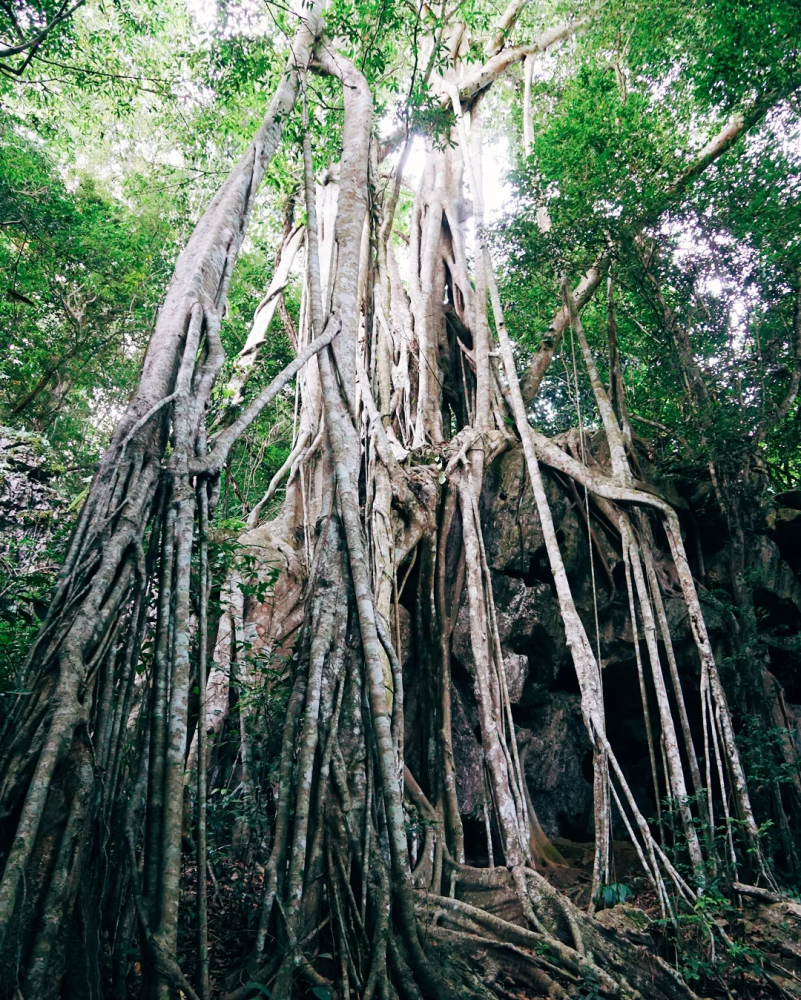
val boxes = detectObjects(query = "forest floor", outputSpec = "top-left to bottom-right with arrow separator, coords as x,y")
131,840 -> 801,1000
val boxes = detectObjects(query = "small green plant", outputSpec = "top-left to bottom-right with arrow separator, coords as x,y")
576,970 -> 603,1000
593,882 -> 633,910
737,715 -> 801,793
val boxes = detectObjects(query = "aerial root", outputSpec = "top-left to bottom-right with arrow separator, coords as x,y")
428,925 -> 572,998
417,892 -> 624,995
410,858 -> 704,1000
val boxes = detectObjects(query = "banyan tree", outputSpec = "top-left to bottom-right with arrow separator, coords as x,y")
1,0 -> 801,998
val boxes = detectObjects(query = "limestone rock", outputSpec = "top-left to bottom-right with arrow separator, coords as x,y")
520,692 -> 594,841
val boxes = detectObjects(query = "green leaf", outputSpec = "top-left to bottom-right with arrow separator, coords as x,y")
245,984 -> 273,997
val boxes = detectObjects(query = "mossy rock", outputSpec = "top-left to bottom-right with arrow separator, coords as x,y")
593,902 -> 653,944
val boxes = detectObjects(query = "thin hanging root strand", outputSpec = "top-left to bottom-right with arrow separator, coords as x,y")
623,514 -> 706,874
639,520 -> 705,804
608,777 -> 671,919
458,472 -> 526,867
468,485 -> 531,855
621,529 -> 664,834
662,511 -> 770,878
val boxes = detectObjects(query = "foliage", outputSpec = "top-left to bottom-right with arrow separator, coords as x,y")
592,881 -> 633,910
0,119 -> 174,457
737,716 -> 801,794
652,888 -> 775,994
0,426 -> 72,694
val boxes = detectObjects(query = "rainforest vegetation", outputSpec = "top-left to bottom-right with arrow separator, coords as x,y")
1,0 -> 801,997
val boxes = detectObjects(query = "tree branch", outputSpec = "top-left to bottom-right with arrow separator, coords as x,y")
0,0 -> 88,60
755,275 -> 801,444
196,318 -> 340,474
521,104 -> 771,405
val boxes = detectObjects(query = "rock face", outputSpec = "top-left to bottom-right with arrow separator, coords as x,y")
451,447 -> 597,839
518,694 -> 593,841
447,444 -> 801,844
